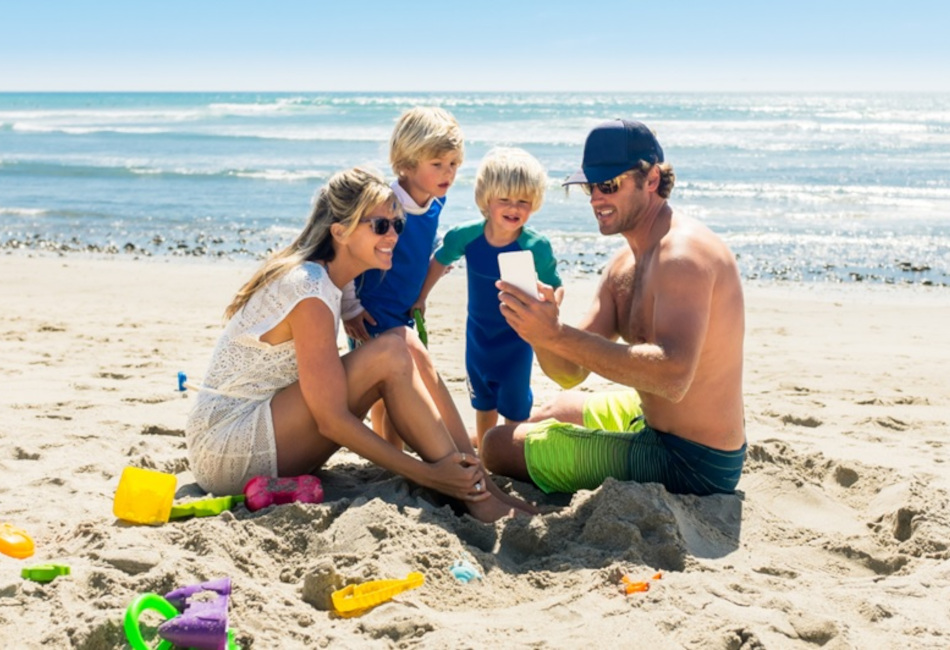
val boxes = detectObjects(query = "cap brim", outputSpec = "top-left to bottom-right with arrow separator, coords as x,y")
561,168 -> 588,186
563,163 -> 636,187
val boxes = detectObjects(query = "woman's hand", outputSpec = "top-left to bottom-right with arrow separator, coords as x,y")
424,452 -> 491,502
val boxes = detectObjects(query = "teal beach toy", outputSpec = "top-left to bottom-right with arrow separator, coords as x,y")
449,559 -> 481,583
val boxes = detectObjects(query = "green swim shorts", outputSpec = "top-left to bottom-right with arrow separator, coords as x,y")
581,390 -> 645,432
524,391 -> 745,496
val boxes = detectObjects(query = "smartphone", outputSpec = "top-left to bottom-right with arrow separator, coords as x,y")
498,250 -> 538,298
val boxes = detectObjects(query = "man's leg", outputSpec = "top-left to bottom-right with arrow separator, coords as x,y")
483,390 -> 590,484
480,422 -> 532,481
528,390 -> 588,425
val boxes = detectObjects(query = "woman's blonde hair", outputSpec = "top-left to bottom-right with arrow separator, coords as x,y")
389,106 -> 465,176
224,167 -> 397,319
474,147 -> 548,218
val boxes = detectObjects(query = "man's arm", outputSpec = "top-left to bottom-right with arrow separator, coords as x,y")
502,247 -> 714,401
526,275 -> 618,387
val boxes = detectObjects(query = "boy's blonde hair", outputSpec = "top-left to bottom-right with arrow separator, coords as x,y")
474,147 -> 548,218
389,106 -> 464,176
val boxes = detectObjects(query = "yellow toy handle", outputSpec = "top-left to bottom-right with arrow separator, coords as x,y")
331,572 -> 424,616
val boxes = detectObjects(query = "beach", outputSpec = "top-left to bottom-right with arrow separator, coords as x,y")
1,253 -> 948,648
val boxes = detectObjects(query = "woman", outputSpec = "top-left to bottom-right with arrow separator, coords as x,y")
186,167 -> 523,522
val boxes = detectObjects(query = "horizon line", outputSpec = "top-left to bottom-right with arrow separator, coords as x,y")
2,88 -> 949,94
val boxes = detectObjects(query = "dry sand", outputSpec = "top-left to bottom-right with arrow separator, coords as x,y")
1,253 -> 949,649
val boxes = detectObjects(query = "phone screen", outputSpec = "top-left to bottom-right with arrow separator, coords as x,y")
498,250 -> 538,297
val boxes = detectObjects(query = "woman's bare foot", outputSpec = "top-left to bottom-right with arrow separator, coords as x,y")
483,478 -> 537,515
467,494 -> 518,522
465,481 -> 537,521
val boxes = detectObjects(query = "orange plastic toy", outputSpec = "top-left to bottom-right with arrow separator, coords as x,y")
1,523 -> 35,559
622,571 -> 662,594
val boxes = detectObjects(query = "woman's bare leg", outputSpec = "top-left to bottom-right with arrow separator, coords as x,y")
380,327 -> 475,456
360,337 -> 519,522
272,336 -> 524,521
369,401 -> 403,450
395,332 -> 534,515
270,381 -> 342,476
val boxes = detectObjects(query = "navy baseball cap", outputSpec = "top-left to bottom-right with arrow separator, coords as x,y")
563,119 -> 664,185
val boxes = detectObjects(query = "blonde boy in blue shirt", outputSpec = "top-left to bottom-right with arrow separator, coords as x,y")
416,147 -> 563,448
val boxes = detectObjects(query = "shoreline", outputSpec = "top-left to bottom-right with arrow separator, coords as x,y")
4,247 -> 949,294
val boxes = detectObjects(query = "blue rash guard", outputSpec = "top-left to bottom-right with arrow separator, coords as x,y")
353,192 -> 444,336
434,220 -> 561,420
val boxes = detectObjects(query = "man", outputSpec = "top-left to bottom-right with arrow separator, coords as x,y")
480,119 -> 746,496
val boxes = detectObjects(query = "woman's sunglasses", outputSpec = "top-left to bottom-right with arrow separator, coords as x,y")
580,171 -> 633,196
359,216 -> 406,236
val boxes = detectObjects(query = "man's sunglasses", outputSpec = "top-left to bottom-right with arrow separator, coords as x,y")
359,216 -> 406,235
580,171 -> 634,196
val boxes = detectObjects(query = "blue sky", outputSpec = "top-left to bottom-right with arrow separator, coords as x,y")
3,0 -> 948,92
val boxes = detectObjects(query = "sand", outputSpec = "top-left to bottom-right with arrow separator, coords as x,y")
1,253 -> 949,649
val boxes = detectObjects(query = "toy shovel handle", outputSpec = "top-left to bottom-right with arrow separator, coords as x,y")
332,572 -> 425,614
168,494 -> 245,520
412,308 -> 428,347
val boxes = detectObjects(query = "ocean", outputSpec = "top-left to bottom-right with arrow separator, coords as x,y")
1,92 -> 948,286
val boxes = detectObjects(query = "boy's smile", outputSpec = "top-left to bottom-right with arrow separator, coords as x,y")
485,197 -> 533,245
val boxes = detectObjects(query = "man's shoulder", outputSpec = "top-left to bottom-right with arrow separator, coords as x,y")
663,213 -> 738,270
603,245 -> 635,274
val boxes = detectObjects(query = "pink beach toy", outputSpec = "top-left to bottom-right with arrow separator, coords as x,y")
242,475 -> 323,512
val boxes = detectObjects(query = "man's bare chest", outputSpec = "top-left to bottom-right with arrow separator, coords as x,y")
609,264 -> 652,345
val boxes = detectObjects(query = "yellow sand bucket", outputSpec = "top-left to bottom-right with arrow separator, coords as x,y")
113,467 -> 177,525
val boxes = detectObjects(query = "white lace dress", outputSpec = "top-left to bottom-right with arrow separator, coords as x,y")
185,262 -> 341,495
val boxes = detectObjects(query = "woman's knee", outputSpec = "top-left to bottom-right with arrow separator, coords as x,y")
370,332 -> 415,374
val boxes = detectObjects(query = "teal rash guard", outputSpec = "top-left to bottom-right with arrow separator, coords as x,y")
434,220 -> 561,419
